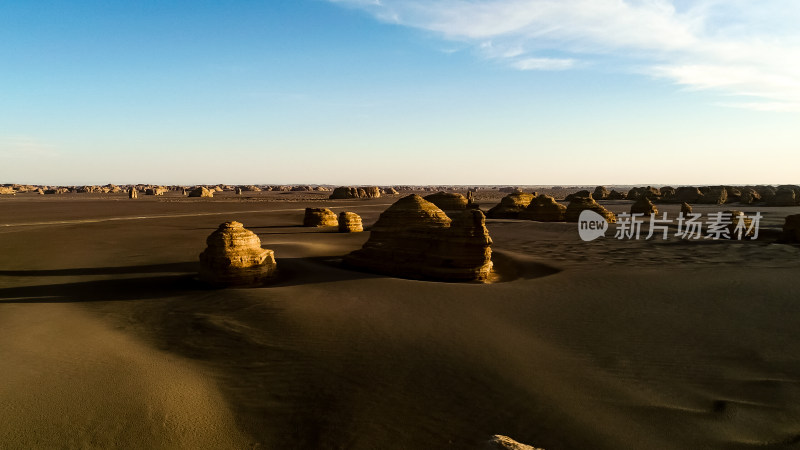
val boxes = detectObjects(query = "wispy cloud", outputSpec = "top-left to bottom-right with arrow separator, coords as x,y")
329,0 -> 800,111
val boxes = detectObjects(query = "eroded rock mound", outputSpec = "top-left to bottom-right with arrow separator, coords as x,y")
592,186 -> 609,200
768,187 -> 798,206
189,187 -> 214,198
681,202 -> 693,216
673,187 -> 703,204
487,192 -> 535,219
607,189 -> 627,200
199,221 -> 277,286
697,186 -> 727,204
519,194 -> 566,222
565,197 -> 616,223
303,208 -> 338,227
564,190 -> 591,202
338,212 -> 363,232
424,191 -> 469,215
128,188 -> 138,199
483,435 -> 544,450
343,194 -> 492,282
631,197 -> 658,215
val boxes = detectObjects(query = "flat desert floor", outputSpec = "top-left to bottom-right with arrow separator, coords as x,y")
2,191 -> 800,449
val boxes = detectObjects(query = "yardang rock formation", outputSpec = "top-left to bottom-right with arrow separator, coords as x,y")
344,194 -> 493,282
303,208 -> 338,227
199,221 -> 277,286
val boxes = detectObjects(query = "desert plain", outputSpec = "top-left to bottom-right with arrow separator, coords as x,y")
2,187 -> 800,449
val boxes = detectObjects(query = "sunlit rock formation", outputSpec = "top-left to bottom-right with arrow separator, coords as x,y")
199,221 -> 277,286
486,192 -> 535,219
338,212 -> 363,232
303,207 -> 338,227
519,194 -> 566,222
631,197 -> 658,215
344,194 -> 492,282
565,197 -> 616,223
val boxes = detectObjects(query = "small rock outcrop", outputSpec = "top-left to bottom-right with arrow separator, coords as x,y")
486,192 -> 535,219
128,188 -> 138,199
519,194 -> 566,222
727,210 -> 754,238
564,190 -> 591,202
199,222 -> 277,286
303,208 -> 338,227
338,212 -> 363,232
680,202 -> 693,216
483,435 -> 544,450
565,197 -> 616,223
738,188 -> 760,204
383,187 -> 399,195
631,197 -> 658,215
343,194 -> 493,282
189,187 -> 214,198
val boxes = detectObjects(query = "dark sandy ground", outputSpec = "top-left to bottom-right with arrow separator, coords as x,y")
2,191 -> 800,449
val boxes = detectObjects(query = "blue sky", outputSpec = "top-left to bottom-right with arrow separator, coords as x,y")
1,0 -> 798,185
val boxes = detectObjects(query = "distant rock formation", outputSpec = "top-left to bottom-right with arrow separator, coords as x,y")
483,435 -> 544,450
145,187 -> 166,196
627,186 -> 661,201
564,190 -> 591,202
188,187 -> 214,198
36,188 -> 45,195
329,186 -> 382,199
338,211 -> 363,232
565,197 -> 616,223
659,186 -> 676,202
424,191 -> 469,215
199,221 -> 277,286
781,214 -> 800,243
755,185 -> 777,203
592,186 -> 609,200
235,187 -> 243,195
303,207 -> 338,227
128,188 -> 138,199
697,186 -> 727,204
673,186 -> 703,204
519,194 -> 566,222
768,187 -> 798,206
680,202 -> 692,216
486,192 -> 535,219
343,194 -> 492,282
0,187 -> 16,195
499,187 -> 522,193
738,188 -> 760,204
382,187 -> 399,195
607,190 -> 627,200
631,197 -> 658,215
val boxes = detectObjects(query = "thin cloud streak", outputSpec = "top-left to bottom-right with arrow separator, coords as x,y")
330,0 -> 800,111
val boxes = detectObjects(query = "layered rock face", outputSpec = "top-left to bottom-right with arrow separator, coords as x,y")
188,187 -> 214,198
338,212 -> 363,232
631,197 -> 658,215
681,202 -> 693,216
343,194 -> 493,282
781,214 -> 800,243
303,208 -> 338,227
486,192 -> 535,219
329,186 -> 381,199
199,221 -> 277,286
565,197 -> 617,223
519,194 -> 566,221
424,191 -> 469,215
